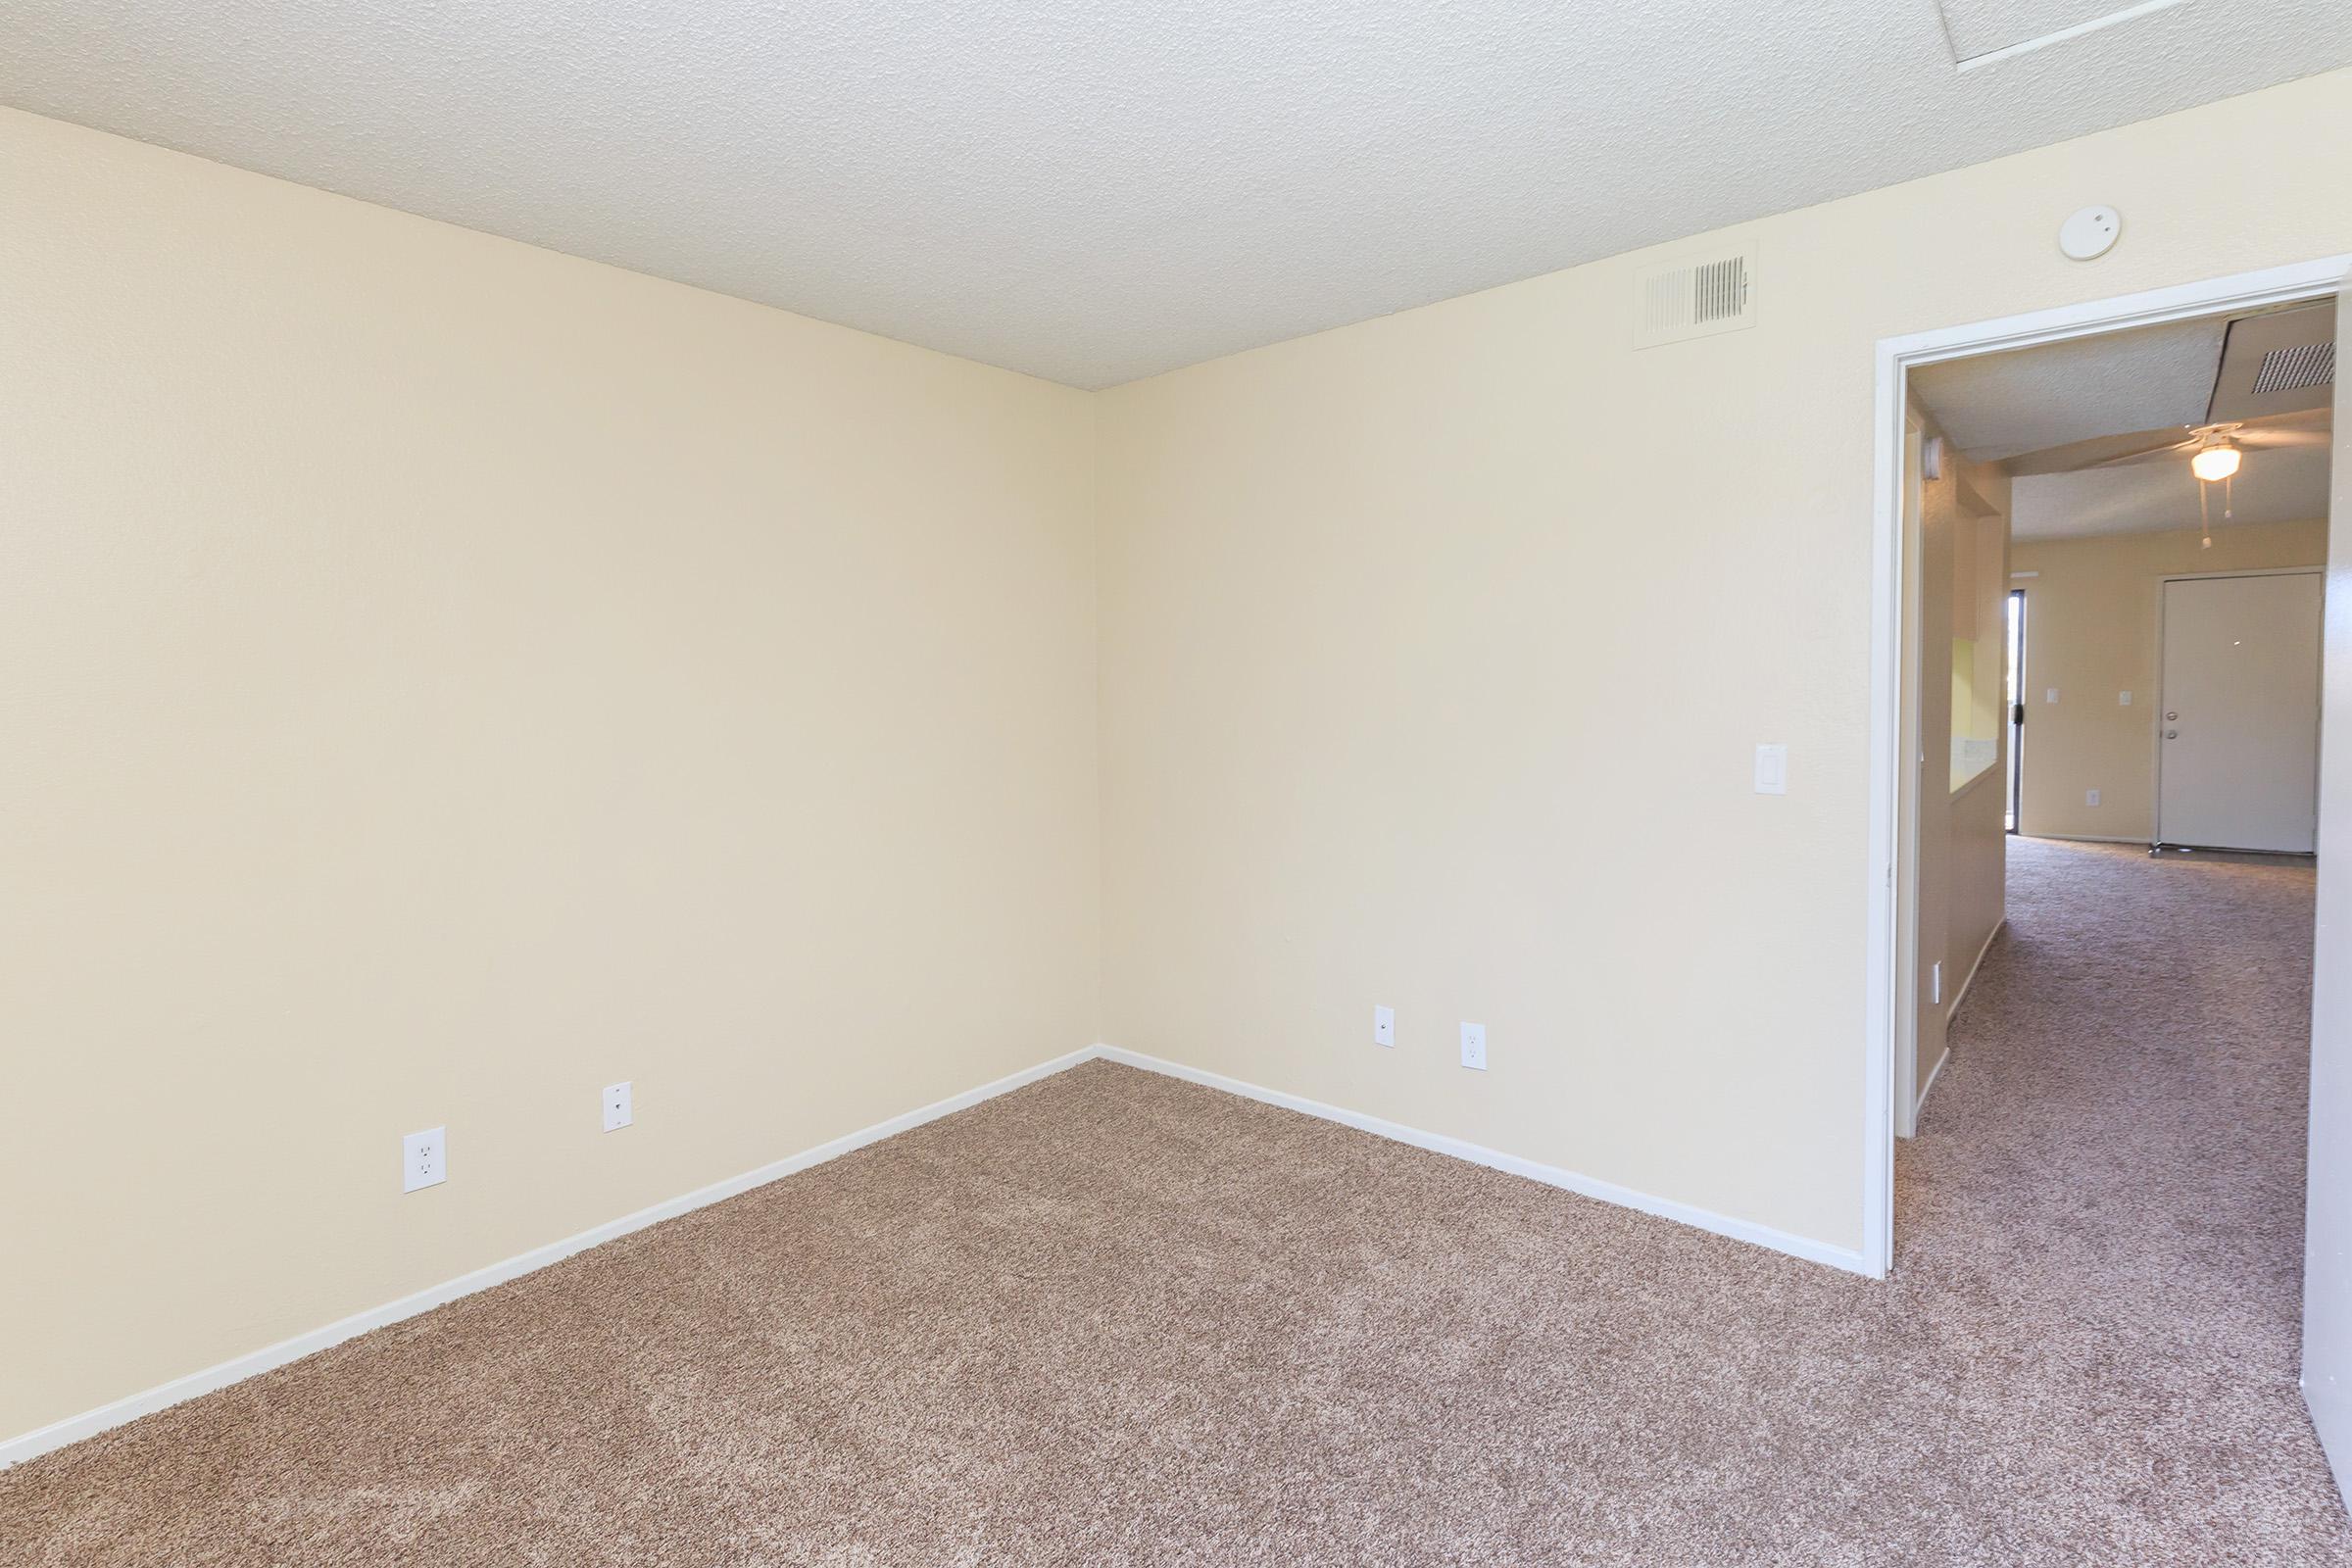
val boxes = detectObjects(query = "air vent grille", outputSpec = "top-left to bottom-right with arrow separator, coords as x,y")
2250,341 -> 2334,395
1634,248 -> 1756,349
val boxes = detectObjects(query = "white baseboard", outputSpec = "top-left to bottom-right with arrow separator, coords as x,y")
1913,1047 -> 1950,1125
1944,916 -> 2004,1027
1096,1046 -> 1874,1278
11,1038 -> 1881,1468
1915,917 -> 2003,1127
0,1046 -> 1098,1471
2031,832 -> 2147,846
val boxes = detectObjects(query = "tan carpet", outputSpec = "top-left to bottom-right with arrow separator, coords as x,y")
5,838 -> 2348,1564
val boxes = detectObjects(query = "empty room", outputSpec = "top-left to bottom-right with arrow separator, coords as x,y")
7,4 -> 2352,1565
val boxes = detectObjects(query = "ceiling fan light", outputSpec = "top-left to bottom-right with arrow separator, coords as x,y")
2190,443 -> 2241,482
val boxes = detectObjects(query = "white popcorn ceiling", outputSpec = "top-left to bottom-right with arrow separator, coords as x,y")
2,1 -> 2347,387
1912,318 -> 2232,462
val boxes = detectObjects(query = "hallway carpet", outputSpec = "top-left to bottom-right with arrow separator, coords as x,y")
4,839 -> 2346,1564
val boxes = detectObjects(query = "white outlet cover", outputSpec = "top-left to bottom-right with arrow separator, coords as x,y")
403,1127 -> 446,1193
2045,688 -> 2059,704
1459,1021 -> 1488,1072
604,1081 -> 633,1132
2118,691 -> 2132,706
1372,1005 -> 1396,1049
2087,789 -> 2101,808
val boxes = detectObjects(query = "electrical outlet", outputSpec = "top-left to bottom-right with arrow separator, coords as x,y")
403,1127 -> 446,1193
1372,1005 -> 1396,1048
2086,788 -> 2101,808
1459,1021 -> 1488,1072
603,1081 -> 632,1132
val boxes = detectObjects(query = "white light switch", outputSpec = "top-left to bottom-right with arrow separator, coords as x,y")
403,1127 -> 446,1193
1372,1005 -> 1395,1048
2086,789 -> 2101,808
1753,744 -> 1788,796
1459,1021 -> 1488,1071
603,1081 -> 632,1132
2045,688 -> 2059,704
2118,691 -> 2132,706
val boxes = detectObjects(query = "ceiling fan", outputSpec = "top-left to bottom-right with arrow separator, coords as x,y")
2003,406 -> 2330,479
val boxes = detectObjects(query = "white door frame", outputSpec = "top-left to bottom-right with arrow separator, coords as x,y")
1864,254 -> 2350,1279
2152,567 -> 2326,853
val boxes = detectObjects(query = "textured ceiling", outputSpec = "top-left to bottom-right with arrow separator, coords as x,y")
1911,318 -> 2229,461
4,3 -> 2349,387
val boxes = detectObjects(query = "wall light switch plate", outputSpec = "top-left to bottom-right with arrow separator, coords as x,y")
603,1081 -> 633,1132
1372,1005 -> 1396,1048
2046,688 -> 2059,704
2118,691 -> 2132,706
1753,743 -> 1788,796
1459,1021 -> 1488,1071
2086,789 -> 2101,808
403,1127 -> 446,1193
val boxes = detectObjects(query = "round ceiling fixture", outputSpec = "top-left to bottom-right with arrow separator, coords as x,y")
2058,206 -> 2121,261
2189,442 -> 2242,482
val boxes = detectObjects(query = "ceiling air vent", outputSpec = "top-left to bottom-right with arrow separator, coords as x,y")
2250,341 -> 2334,396
1633,247 -> 1756,349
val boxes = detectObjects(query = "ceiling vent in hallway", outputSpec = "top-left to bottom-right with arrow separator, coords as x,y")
2208,301 -> 2337,422
2250,341 -> 2335,396
1632,247 -> 1756,350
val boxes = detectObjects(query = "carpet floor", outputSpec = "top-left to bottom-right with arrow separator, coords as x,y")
5,838 -> 2348,1564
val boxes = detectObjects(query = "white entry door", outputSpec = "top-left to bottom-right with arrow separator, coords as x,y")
2157,571 -> 2324,853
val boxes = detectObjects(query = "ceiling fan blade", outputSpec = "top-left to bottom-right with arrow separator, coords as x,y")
2239,427 -> 2332,450
2085,439 -> 2207,469
2003,427 -> 2197,476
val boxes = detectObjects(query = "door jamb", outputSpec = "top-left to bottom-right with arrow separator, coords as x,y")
1865,255 -> 2350,1279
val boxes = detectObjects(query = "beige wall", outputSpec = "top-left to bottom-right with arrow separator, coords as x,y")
1097,69 -> 2352,1255
1,109 -> 1102,1442
2012,519 -> 2328,842
1906,413 -> 2010,1127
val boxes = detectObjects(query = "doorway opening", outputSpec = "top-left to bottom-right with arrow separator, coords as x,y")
1873,265 -> 2344,1499
1896,288 -> 2332,1172
1864,257 -> 2347,1283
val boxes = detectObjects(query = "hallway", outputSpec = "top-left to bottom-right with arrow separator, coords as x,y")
1894,835 -> 2340,1558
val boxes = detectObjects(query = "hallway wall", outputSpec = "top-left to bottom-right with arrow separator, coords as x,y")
2012,518 -> 2328,842
1908,408 -> 2011,1126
